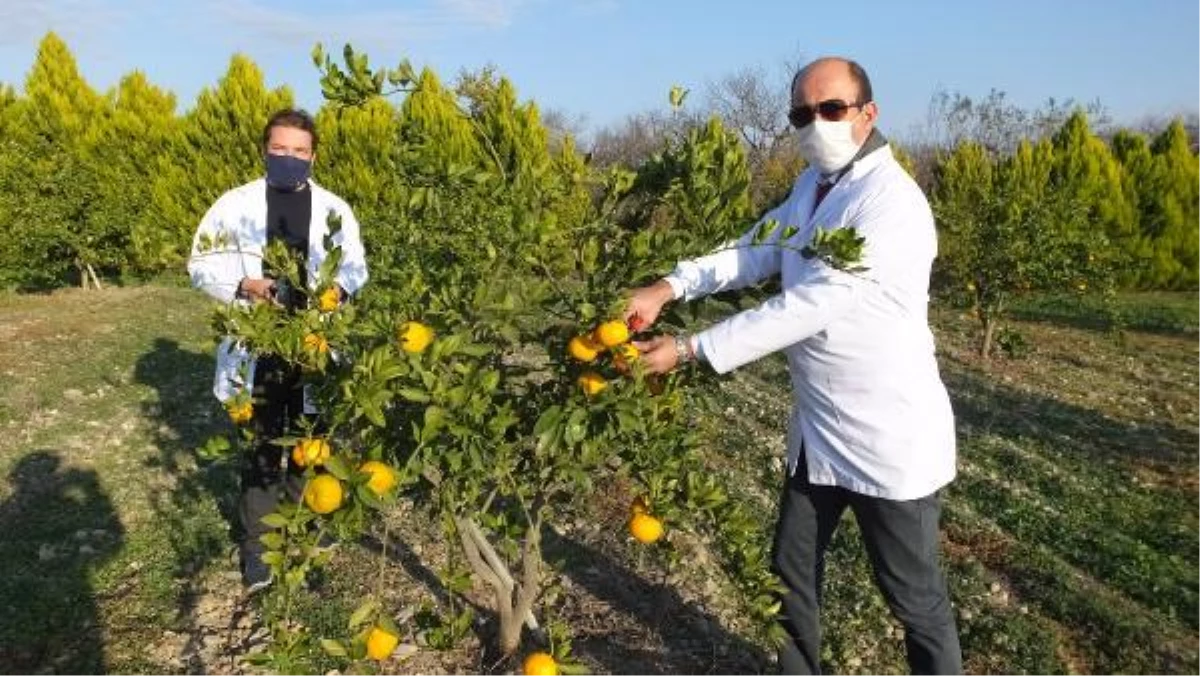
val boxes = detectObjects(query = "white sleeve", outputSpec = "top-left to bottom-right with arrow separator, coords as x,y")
330,202 -> 369,295
695,266 -> 864,373
187,195 -> 246,303
662,201 -> 790,302
694,170 -> 932,374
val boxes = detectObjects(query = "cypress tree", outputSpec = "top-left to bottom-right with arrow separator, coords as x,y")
0,32 -> 106,288
1147,120 -> 1199,288
397,68 -> 480,167
1049,110 -> 1138,283
315,97 -> 404,274
138,54 -> 293,271
94,71 -> 179,280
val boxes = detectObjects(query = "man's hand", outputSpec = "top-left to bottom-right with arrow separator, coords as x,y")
238,277 -> 277,303
631,335 -> 680,374
622,279 -> 676,332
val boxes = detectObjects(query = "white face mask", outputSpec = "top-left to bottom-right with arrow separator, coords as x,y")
797,118 -> 863,174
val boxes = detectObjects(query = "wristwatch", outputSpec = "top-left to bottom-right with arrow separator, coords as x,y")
674,334 -> 694,364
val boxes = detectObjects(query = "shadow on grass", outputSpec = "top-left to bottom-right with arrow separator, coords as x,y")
0,451 -> 125,673
542,528 -> 771,675
1007,293 -> 1199,338
942,363 -> 1199,672
360,525 -> 771,674
133,337 -> 239,673
943,355 -> 1197,465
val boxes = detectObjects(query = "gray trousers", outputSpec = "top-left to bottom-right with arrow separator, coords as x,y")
238,356 -> 305,563
771,462 -> 962,674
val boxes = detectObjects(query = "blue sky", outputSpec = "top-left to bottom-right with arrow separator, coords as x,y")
1,0 -> 1196,140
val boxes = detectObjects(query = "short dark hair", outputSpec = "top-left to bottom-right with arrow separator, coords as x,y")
791,57 -> 874,104
262,108 -> 319,152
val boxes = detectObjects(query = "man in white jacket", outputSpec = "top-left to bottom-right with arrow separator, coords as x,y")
187,109 -> 368,592
624,57 -> 961,674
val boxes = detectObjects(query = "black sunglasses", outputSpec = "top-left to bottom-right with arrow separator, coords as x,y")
788,99 -> 867,129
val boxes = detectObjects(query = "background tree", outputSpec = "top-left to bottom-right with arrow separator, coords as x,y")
93,71 -> 179,283
1145,119 -> 1200,288
702,64 -> 801,210
1048,110 -> 1138,284
0,32 -> 106,289
135,55 -> 292,272
932,136 -> 1111,357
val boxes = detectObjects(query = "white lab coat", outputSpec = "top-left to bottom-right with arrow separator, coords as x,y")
187,178 -> 369,402
665,145 -> 956,500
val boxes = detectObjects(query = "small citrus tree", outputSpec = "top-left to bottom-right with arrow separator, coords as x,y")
932,138 -> 1116,358
195,43 -> 788,672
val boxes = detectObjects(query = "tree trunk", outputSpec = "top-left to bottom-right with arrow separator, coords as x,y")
981,315 -> 995,360
86,263 -> 104,290
454,516 -> 541,657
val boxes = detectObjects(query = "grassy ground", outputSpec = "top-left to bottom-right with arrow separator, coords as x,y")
0,285 -> 1195,673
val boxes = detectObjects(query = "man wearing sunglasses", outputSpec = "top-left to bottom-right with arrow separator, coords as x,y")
623,57 -> 961,674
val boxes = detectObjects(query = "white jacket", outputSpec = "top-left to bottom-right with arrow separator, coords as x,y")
187,178 -> 369,402
665,145 -> 955,500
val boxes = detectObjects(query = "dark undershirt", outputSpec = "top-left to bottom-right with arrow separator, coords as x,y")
265,184 -> 312,309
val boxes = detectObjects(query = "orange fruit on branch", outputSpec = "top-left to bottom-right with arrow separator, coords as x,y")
594,319 -> 630,347
398,321 -> 434,354
291,438 -> 331,468
317,287 -> 340,312
567,334 -> 603,363
612,343 -> 639,374
577,371 -> 607,397
226,400 -> 253,425
360,460 -> 397,495
303,332 -> 329,354
304,474 -> 344,514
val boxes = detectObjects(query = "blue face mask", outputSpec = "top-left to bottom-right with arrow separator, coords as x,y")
265,153 -> 312,190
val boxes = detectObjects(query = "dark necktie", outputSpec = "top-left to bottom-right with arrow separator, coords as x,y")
813,181 -> 833,215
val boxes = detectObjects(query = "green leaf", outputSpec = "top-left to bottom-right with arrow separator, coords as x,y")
533,405 -> 563,436
377,614 -> 401,636
349,598 -> 380,629
197,435 -> 232,461
260,513 -> 290,529
458,343 -> 491,357
423,405 -> 446,438
324,455 -> 352,481
320,639 -> 348,658
355,483 -> 385,510
397,387 -> 431,403
259,532 -> 285,550
285,569 -> 306,589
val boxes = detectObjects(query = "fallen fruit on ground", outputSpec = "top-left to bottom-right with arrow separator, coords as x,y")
629,511 -> 664,544
360,460 -> 397,495
365,625 -> 399,661
398,321 -> 435,354
522,651 -> 558,676
304,474 -> 344,514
